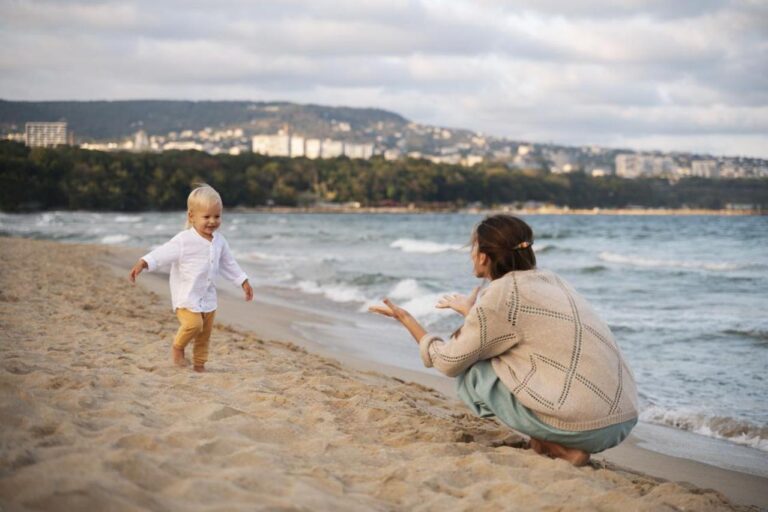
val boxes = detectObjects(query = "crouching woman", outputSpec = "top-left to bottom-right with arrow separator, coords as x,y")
370,214 -> 638,466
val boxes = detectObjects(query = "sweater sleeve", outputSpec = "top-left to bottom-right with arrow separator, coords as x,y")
418,299 -> 519,378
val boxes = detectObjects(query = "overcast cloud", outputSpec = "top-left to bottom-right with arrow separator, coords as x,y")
1,0 -> 767,157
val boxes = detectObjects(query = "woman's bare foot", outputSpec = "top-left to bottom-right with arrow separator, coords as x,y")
193,365 -> 205,373
172,347 -> 188,367
529,438 -> 590,466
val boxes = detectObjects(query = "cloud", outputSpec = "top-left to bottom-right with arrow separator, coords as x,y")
0,0 -> 766,157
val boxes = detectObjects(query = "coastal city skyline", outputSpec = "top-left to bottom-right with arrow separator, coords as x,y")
1,1 -> 766,159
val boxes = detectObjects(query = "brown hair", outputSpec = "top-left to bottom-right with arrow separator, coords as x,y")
472,214 -> 536,279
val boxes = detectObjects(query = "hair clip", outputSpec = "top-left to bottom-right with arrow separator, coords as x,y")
514,240 -> 533,250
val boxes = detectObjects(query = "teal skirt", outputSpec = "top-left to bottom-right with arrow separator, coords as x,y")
456,360 -> 636,453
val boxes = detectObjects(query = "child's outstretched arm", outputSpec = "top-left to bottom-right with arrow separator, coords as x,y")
219,239 -> 251,301
130,236 -> 182,283
129,259 -> 148,283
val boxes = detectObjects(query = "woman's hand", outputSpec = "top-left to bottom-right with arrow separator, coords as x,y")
368,298 -> 426,343
435,285 -> 482,317
368,298 -> 410,321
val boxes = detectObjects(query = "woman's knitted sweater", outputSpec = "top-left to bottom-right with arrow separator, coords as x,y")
419,269 -> 638,431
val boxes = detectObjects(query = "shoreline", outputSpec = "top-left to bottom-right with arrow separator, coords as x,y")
231,205 -> 764,216
2,236 -> 766,510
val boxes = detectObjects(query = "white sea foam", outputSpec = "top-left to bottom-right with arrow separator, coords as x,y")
390,238 -> 464,254
101,234 -> 130,244
640,405 -> 768,452
114,215 -> 143,223
599,252 -> 742,271
240,251 -> 288,262
297,280 -> 368,304
388,279 -> 424,300
399,293 -> 454,323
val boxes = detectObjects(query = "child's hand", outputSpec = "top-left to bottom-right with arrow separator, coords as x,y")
129,259 -> 148,283
435,285 -> 482,317
242,280 -> 254,301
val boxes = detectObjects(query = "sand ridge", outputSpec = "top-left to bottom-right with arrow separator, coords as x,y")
0,237 -> 747,511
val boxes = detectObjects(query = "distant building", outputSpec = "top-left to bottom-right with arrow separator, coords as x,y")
462,155 -> 484,167
344,142 -> 374,159
383,148 -> 402,161
616,154 -> 675,178
162,141 -> 203,151
615,154 -> 640,178
25,122 -> 70,147
252,134 -> 291,157
547,150 -> 577,174
305,139 -> 322,159
321,139 -> 344,158
290,136 -> 305,157
691,160 -> 719,179
133,130 -> 150,151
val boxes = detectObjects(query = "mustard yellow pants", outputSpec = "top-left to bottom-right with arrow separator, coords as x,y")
173,308 -> 216,366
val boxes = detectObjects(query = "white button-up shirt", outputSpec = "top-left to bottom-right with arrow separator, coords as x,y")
142,228 -> 248,312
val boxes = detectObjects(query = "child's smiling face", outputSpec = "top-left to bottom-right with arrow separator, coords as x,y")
188,201 -> 222,240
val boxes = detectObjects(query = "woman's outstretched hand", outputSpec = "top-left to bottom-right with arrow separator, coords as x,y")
368,298 -> 411,321
368,298 -> 426,343
435,285 -> 482,317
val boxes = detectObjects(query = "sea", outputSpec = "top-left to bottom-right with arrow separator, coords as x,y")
2,211 -> 767,456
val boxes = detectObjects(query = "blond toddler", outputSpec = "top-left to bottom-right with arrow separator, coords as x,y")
130,184 -> 253,372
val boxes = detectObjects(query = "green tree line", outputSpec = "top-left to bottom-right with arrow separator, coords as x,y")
1,141 -> 765,212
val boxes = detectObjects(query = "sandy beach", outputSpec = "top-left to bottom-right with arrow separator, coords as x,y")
1,237 -> 765,511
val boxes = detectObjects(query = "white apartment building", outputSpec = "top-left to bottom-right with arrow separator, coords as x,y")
691,160 -> 719,178
252,134 -> 291,157
25,122 -> 69,147
321,139 -> 344,158
616,154 -> 676,178
344,142 -> 374,159
305,139 -> 322,159
290,136 -> 305,157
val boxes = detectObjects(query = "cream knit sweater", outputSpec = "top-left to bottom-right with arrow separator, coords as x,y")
419,269 -> 638,431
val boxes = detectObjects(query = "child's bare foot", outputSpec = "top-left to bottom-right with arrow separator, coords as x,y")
172,347 -> 188,367
530,438 -> 590,466
193,364 -> 205,373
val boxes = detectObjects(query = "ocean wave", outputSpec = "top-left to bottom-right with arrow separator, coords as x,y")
388,279 -> 424,300
640,405 -> 768,452
114,215 -> 143,223
240,251 -> 289,262
580,265 -> 608,274
36,212 -> 64,226
599,252 -> 746,271
296,280 -> 368,304
390,238 -> 464,254
722,328 -> 768,343
101,234 -> 130,244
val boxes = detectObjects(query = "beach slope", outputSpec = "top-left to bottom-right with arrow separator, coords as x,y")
0,237 -> 751,511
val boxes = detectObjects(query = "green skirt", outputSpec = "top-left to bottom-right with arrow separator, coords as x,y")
456,360 -> 637,453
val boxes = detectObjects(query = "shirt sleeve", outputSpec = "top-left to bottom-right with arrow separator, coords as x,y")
219,238 -> 249,286
141,234 -> 182,272
418,301 -> 519,378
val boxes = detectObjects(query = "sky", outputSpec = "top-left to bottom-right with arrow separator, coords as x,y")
1,0 -> 767,158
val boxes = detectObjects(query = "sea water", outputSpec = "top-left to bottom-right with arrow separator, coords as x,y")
2,211 -> 767,453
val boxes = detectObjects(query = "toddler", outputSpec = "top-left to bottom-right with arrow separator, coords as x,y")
129,184 -> 253,372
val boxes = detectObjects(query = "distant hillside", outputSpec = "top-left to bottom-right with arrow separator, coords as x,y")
0,100 -> 409,140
